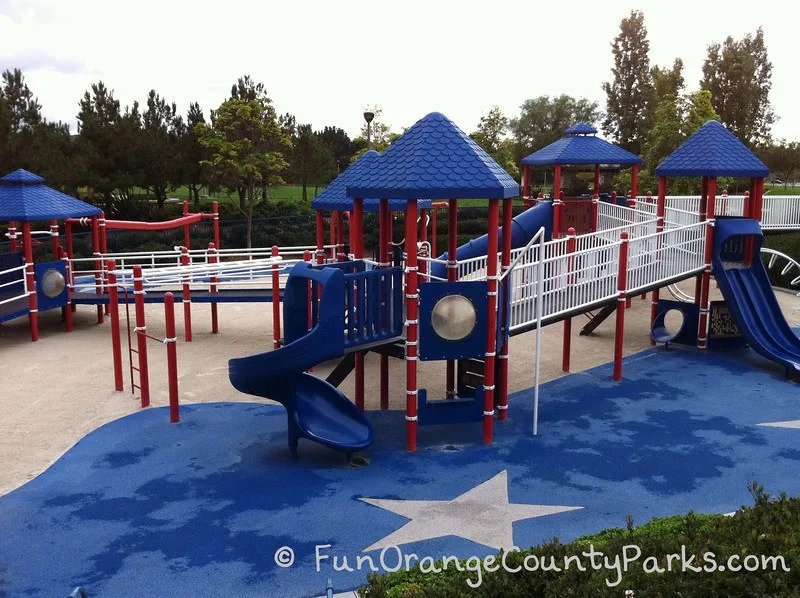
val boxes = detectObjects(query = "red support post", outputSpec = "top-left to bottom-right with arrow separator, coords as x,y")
594,164 -> 601,196
209,242 -> 219,334
212,201 -> 221,250
8,220 -> 18,252
164,292 -> 180,423
99,212 -> 109,315
523,165 -> 531,210
50,219 -> 59,259
65,220 -> 76,313
631,164 -> 639,199
697,178 -> 717,351
21,222 -> 38,342
353,197 -> 365,412
182,200 -> 191,249
627,190 -> 635,209
591,193 -> 599,232
132,265 -> 150,408
553,191 -> 564,239
271,245 -> 281,348
498,197 -> 513,420
329,210 -> 337,261
106,259 -> 124,391
483,199 -> 500,444
563,227 -> 576,372
431,205 -> 438,258
337,211 -> 345,262
419,208 -> 428,280
91,216 -> 104,324
446,198 -> 458,399
304,249 -> 313,333
379,197 -> 390,410
744,189 -> 754,263
405,199 -> 419,451
315,210 -> 325,265
695,177 -> 709,305
756,178 -> 765,222
553,165 -> 562,202
614,232 -> 630,381
180,246 -> 192,342
650,178 -> 667,342
59,246 -> 73,332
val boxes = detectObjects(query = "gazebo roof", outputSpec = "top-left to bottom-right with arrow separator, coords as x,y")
311,151 -> 432,212
521,123 -> 642,167
655,120 -> 769,178
346,112 -> 519,200
0,169 -> 101,222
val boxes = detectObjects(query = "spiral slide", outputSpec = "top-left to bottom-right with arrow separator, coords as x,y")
712,217 -> 800,376
228,264 -> 373,458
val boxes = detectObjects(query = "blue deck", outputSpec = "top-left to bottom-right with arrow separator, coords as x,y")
1,344 -> 799,597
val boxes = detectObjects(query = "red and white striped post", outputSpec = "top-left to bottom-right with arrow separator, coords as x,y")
522,166 -> 531,210
591,193 -> 599,232
208,242 -> 219,334
59,246 -> 73,332
650,178 -> 667,342
304,249 -> 313,331
483,199 -> 500,444
21,222 -> 38,342
212,201 -> 221,251
314,210 -> 325,265
336,212 -> 346,262
695,177 -> 709,305
631,163 -> 639,199
182,201 -> 191,249
553,191 -> 564,239
379,197 -> 390,410
627,190 -> 635,209
405,199 -> 420,451
329,211 -> 337,261
8,221 -> 18,252
697,178 -> 717,351
446,198 -> 458,399
180,246 -> 192,342
271,245 -> 281,349
553,165 -> 562,203
353,197 -> 365,412
106,259 -> 124,391
164,292 -> 180,423
91,216 -> 104,324
563,227 -> 576,372
65,219 -> 76,313
50,219 -> 59,259
594,164 -> 601,196
755,177 -> 765,222
99,214 -> 109,316
497,197 -> 513,420
132,265 -> 150,408
743,189 -> 754,263
613,232 -> 630,381
419,209 -> 428,280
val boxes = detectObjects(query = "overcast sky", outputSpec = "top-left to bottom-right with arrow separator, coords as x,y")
0,0 -> 797,142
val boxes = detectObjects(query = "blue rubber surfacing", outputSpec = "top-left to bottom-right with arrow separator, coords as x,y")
1,345 -> 799,597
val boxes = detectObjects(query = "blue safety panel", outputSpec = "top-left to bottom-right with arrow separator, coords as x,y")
0,251 -> 24,295
656,121 -> 769,178
34,260 -> 67,311
651,299 -> 699,346
417,388 -> 484,426
311,151 -> 432,212
418,280 -> 488,361
0,169 -> 101,221
521,124 -> 642,166
346,112 -> 519,200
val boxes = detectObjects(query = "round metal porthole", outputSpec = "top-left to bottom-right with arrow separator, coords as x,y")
430,294 -> 477,341
40,268 -> 66,299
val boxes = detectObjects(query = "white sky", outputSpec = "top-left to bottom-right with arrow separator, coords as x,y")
0,0 -> 798,142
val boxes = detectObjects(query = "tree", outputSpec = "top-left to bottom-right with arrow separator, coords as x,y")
196,97 -> 290,247
651,59 -> 685,103
470,106 -> 519,178
684,90 -> 719,137
759,141 -> 800,189
701,27 -> 775,146
141,90 -> 182,208
602,10 -> 653,155
350,105 -> 393,163
509,95 -> 600,161
182,102 -> 207,208
318,126 -> 353,174
0,68 -> 43,171
289,124 -> 336,201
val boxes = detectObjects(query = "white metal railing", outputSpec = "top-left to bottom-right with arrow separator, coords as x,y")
625,222 -> 706,294
0,264 -> 29,308
761,197 -> 800,230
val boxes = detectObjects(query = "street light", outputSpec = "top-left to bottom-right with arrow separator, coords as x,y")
363,110 -> 375,150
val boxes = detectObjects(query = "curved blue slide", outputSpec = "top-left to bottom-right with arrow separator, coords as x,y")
229,264 -> 373,458
712,217 -> 800,376
429,201 -> 553,279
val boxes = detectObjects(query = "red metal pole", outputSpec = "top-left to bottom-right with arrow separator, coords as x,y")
627,190 -> 635,209
60,246 -> 73,332
50,219 -> 59,259
631,164 -> 639,199
91,216 -> 104,324
271,245 -> 281,349
106,259 -> 124,391
446,198 -> 458,399
8,220 -> 18,252
431,205 -> 438,257
594,164 -> 601,196
180,246 -> 192,342
133,265 -> 150,407
614,232 -> 629,381
379,197 -> 390,410
743,188 -> 754,263
553,191 -> 564,239
695,177 -> 708,305
212,201 -> 220,250
99,213 -> 109,315
419,208 -> 428,280
756,178 -> 765,222
483,199 -> 500,444
21,222 -> 38,342
315,210 -> 325,265
591,193 -> 599,233
405,199 -> 419,451
353,197 -> 365,412
182,200 -> 191,249
209,242 -> 219,333
498,197 -> 513,420
697,178 -> 717,351
553,165 -> 562,201
563,227 -> 576,372
336,211 -> 345,262
304,249 -> 313,334
329,210 -> 337,261
164,292 -> 180,423
650,178 -> 666,342
523,166 -> 531,210
65,220 -> 76,313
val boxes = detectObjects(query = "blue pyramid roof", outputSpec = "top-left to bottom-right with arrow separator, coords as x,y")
655,120 -> 769,178
311,151 -> 431,212
0,169 -> 101,221
521,125 -> 641,167
346,112 -> 519,200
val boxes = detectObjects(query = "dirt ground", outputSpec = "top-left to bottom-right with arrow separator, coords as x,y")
1,280 -> 798,496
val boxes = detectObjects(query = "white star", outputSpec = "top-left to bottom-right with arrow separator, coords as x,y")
359,470 -> 582,552
758,420 -> 800,429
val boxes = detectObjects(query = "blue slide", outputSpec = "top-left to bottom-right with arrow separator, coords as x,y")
228,264 -> 373,458
429,201 -> 553,279
712,217 -> 800,376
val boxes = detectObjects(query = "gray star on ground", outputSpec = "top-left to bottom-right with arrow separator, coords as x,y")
758,420 -> 800,429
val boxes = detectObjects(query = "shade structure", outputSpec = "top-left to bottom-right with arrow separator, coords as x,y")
520,123 -> 642,167
655,120 -> 769,178
346,112 -> 519,200
0,169 -> 101,222
311,151 -> 432,212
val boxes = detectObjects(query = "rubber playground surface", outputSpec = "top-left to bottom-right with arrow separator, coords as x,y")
1,344 -> 799,597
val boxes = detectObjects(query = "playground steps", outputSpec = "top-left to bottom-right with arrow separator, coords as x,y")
457,357 -> 486,399
326,354 -> 356,388
580,303 -> 616,336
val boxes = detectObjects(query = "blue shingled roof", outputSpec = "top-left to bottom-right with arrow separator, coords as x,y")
311,151 -> 431,212
0,169 -> 101,221
346,112 -> 519,200
655,120 -> 769,178
521,125 -> 642,166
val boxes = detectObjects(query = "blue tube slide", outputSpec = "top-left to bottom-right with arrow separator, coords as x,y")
429,201 -> 553,280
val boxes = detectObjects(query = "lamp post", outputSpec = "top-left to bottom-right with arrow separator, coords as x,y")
363,110 -> 375,150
